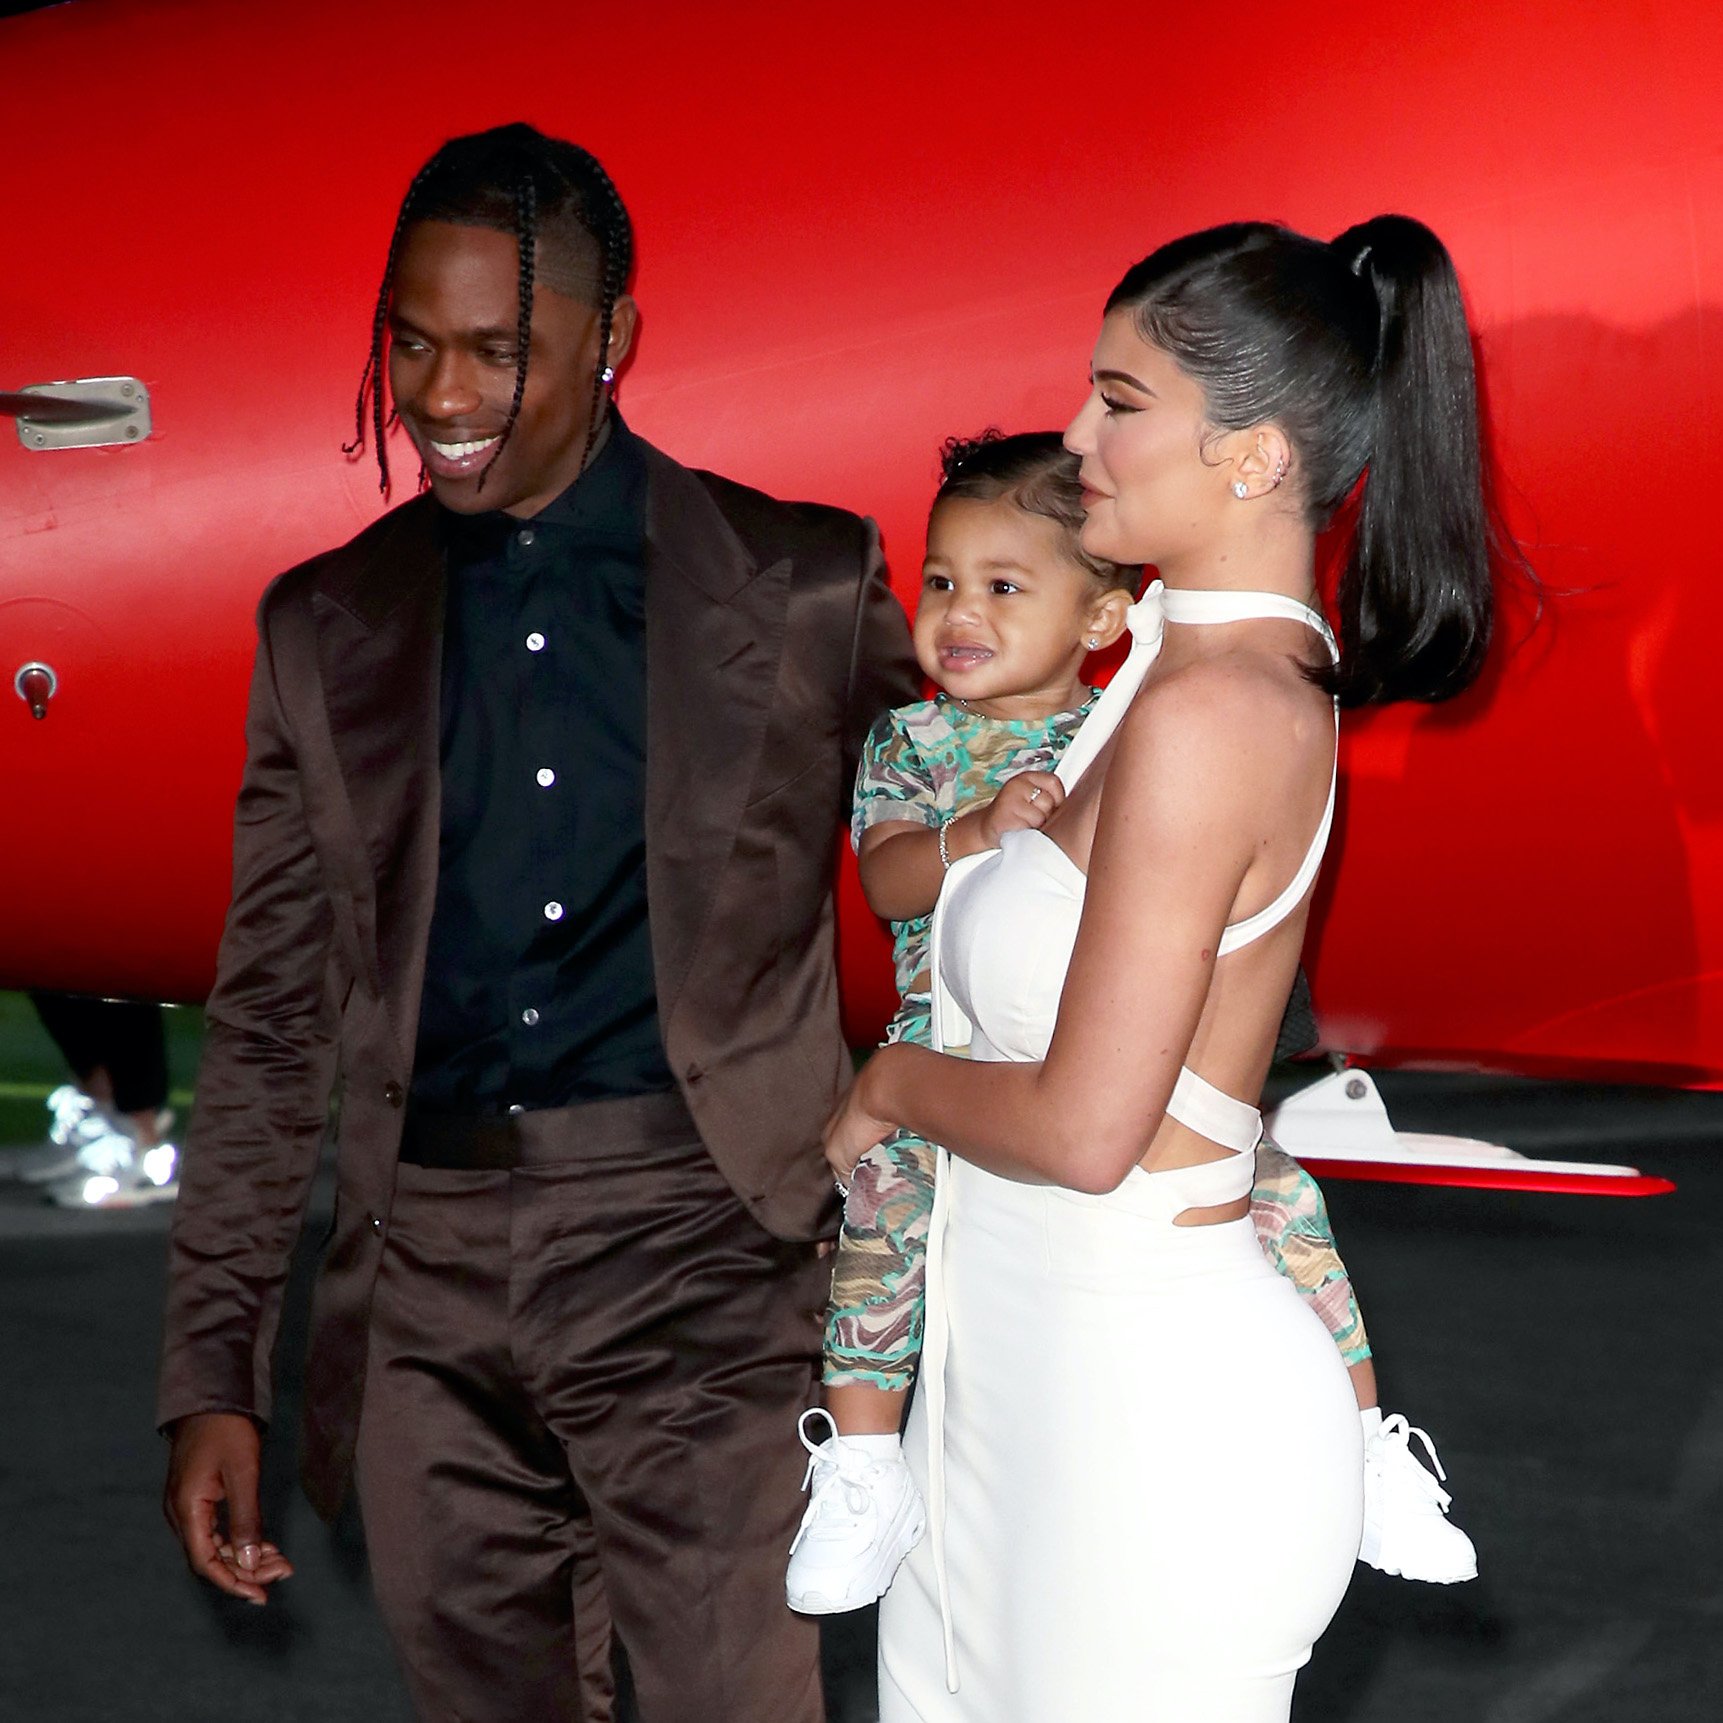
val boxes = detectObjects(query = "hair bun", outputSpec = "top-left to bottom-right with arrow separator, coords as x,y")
938,428 -> 1005,485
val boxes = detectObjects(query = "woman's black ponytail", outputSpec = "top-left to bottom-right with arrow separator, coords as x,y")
1329,216 -> 1492,704
1106,215 -> 1499,706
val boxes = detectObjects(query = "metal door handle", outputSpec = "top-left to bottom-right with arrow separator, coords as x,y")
4,378 -> 150,449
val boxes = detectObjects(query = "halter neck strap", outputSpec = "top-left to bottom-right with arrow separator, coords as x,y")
1055,579 -> 1337,790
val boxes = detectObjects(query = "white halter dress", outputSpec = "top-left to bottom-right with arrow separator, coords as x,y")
877,583 -> 1363,1723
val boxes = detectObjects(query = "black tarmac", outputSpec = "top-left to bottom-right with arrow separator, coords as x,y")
3,1071 -> 1720,1721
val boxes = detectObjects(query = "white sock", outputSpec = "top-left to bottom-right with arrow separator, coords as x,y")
836,1432 -> 903,1460
1360,1405 -> 1383,1438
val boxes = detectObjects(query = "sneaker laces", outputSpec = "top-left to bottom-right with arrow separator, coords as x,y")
790,1409 -> 882,1551
1376,1413 -> 1453,1507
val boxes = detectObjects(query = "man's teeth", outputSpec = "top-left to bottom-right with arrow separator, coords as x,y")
430,436 -> 499,460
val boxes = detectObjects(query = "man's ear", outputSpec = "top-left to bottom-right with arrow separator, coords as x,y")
1084,586 -> 1134,651
604,294 -> 639,374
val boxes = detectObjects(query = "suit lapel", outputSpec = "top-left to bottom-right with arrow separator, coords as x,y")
306,456 -> 788,1064
308,497 -> 445,1067
642,446 -> 790,1028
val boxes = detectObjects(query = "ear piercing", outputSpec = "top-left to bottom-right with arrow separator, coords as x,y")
601,365 -> 617,386
1237,455 -> 1288,500
1087,636 -> 1100,649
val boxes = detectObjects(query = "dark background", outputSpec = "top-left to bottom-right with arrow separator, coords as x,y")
4,994 -> 1718,1722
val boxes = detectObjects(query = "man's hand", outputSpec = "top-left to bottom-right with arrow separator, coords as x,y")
972,771 -> 1064,849
163,1412 -> 293,1605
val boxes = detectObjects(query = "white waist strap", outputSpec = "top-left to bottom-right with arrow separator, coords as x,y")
1165,1064 -> 1263,1152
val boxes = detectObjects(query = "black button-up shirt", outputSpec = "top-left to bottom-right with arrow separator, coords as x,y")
411,415 -> 675,1112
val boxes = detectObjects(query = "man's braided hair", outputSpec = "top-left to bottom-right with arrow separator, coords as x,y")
345,122 -> 634,496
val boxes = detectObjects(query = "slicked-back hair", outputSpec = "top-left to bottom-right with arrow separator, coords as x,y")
1106,217 -> 1497,706
346,122 -> 633,496
936,430 -> 1140,594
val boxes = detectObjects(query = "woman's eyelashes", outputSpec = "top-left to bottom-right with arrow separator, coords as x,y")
1100,392 -> 1140,416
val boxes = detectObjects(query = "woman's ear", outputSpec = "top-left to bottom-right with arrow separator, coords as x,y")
1222,423 -> 1293,500
1084,587 -> 1134,651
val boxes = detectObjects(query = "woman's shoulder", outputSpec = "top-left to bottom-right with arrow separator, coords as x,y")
1116,652 -> 1331,809
1141,645 -> 1325,731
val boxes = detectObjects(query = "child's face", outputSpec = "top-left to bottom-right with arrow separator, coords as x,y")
914,497 -> 1106,718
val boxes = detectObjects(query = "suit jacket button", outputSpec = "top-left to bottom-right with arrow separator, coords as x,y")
368,1214 -> 383,1235
384,1082 -> 404,1106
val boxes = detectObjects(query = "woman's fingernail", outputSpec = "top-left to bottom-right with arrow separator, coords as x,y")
238,1543 -> 260,1571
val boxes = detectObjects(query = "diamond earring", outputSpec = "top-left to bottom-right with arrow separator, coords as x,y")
601,365 -> 617,386
1232,480 -> 1249,499
1270,454 -> 1287,488
1087,636 -> 1100,649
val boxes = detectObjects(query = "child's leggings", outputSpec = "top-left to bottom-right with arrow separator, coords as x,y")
822,1002 -> 1372,1393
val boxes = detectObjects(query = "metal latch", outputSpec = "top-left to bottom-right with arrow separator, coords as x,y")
2,378 -> 152,450
14,661 -> 58,719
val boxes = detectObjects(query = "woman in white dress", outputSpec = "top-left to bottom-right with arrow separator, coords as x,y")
824,217 -> 1496,1721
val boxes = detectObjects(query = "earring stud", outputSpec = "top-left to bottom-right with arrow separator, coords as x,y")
1087,636 -> 1100,649
601,365 -> 617,386
1232,480 -> 1249,499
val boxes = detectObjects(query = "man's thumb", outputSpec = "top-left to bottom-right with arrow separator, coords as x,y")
224,1467 -> 263,1570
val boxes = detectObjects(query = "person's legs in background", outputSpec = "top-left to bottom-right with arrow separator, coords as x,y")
0,992 -> 178,1206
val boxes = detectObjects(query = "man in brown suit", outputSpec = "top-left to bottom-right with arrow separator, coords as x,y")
159,124 -> 917,1723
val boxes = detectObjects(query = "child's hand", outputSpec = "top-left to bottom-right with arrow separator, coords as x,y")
974,772 -> 1064,847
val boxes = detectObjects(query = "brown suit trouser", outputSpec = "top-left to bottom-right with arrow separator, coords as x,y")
353,1092 -> 827,1723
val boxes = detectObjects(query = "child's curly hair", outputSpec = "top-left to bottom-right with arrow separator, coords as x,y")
936,430 -> 1141,594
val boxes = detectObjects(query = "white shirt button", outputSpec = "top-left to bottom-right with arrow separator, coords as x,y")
521,1007 -> 541,1027
535,768 -> 556,788
507,1103 -> 525,1115
544,901 -> 564,921
526,631 -> 546,653
518,527 -> 536,547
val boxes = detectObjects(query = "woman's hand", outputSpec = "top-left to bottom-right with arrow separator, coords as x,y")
823,1054 -> 899,1187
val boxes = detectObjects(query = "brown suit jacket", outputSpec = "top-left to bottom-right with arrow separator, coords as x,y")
157,440 -> 919,1518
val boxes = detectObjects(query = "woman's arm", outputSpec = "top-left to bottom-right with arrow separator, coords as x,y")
831,663 -> 1321,1194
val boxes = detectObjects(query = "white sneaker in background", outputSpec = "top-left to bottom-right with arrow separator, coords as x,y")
785,1408 -> 925,1614
39,1107 -> 179,1210
0,1085 -> 109,1184
1360,1410 -> 1478,1584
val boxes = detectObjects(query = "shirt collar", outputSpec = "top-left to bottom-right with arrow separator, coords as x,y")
437,408 -> 646,561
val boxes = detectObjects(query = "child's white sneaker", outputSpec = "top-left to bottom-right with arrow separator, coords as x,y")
1360,1410 -> 1478,1584
785,1409 -> 925,1614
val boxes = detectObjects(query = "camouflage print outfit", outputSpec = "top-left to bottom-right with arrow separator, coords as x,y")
824,692 -> 1370,1392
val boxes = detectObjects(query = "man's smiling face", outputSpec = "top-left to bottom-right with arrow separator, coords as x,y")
387,219 -> 635,518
